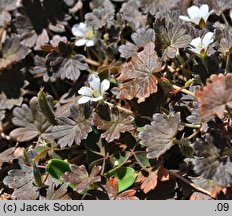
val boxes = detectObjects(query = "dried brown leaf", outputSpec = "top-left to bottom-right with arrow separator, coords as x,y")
137,170 -> 158,194
117,42 -> 163,103
52,104 -> 93,147
196,74 -> 232,120
93,106 -> 134,143
157,166 -> 170,182
189,192 -> 212,200
139,112 -> 180,159
62,165 -> 101,194
103,177 -> 139,200
118,28 -> 155,59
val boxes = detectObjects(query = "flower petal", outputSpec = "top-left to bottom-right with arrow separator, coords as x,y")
202,32 -> 214,48
100,79 -> 110,94
200,4 -> 209,17
192,17 -> 201,25
179,15 -> 191,22
75,39 -> 88,46
78,22 -> 87,32
187,5 -> 200,19
78,96 -> 91,104
88,74 -> 100,91
86,40 -> 95,47
72,24 -> 85,37
190,37 -> 202,47
78,87 -> 93,96
189,47 -> 201,55
203,9 -> 214,23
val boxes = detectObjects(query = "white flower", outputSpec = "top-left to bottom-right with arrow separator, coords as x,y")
78,74 -> 110,104
189,32 -> 214,57
72,22 -> 95,47
179,4 -> 214,28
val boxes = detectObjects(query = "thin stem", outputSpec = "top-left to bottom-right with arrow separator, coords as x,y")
221,12 -> 229,26
180,122 -> 201,129
173,139 -> 189,146
105,101 -> 133,114
85,58 -> 100,67
95,35 -> 103,63
53,147 -> 73,151
170,171 -> 213,198
225,54 -> 231,74
186,128 -> 201,140
101,153 -> 109,176
176,50 -> 185,65
139,115 -> 153,121
26,163 -> 46,169
159,77 -> 195,97
172,84 -> 195,97
88,45 -> 100,60
176,54 -> 196,72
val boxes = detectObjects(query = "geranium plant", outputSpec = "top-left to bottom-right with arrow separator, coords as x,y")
0,0 -> 232,201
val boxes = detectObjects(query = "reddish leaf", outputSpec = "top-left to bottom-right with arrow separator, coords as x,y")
211,185 -> 224,198
118,189 -> 138,200
189,192 -> 212,200
93,106 -> 134,143
137,169 -> 158,194
154,19 -> 192,60
196,74 -> 232,120
62,164 -> 101,194
139,112 -> 181,159
219,28 -> 232,57
157,166 -> 170,182
117,42 -> 163,103
118,28 -> 155,59
193,133 -> 232,187
52,104 -> 93,147
103,177 -> 139,200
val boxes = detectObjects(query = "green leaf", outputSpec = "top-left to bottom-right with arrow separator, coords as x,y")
33,147 -> 50,163
37,88 -> 57,125
107,167 -> 136,193
134,151 -> 151,169
33,163 -> 43,187
22,148 -> 29,165
110,151 -> 130,167
137,126 -> 145,132
46,159 -> 71,180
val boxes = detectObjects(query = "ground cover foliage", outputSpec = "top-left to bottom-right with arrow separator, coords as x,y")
0,0 -> 232,200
